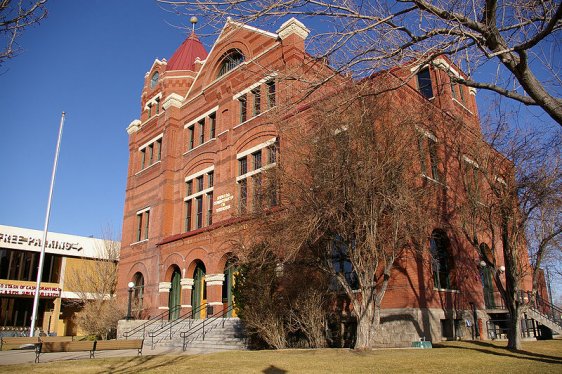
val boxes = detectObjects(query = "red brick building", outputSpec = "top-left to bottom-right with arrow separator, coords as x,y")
117,18 -> 538,345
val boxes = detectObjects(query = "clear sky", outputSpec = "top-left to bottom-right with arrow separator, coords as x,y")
0,1 -> 559,243
0,1 -> 218,239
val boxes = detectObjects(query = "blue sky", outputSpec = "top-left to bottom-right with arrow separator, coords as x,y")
0,1 -> 219,238
0,1 -> 559,243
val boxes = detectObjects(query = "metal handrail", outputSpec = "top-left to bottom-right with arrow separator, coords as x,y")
148,302 -> 208,349
180,304 -> 236,351
532,294 -> 562,327
122,304 -> 182,339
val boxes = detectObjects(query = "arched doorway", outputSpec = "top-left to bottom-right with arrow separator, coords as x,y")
168,266 -> 181,320
222,258 -> 237,317
132,272 -> 144,318
191,261 -> 206,319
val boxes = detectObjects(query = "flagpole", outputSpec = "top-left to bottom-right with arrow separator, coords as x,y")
29,111 -> 66,337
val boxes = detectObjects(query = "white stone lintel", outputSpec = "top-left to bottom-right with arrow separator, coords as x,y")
158,281 -> 171,293
181,278 -> 194,289
205,273 -> 225,286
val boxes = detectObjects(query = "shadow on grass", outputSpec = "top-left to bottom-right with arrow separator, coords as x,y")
434,341 -> 562,365
101,354 -> 190,374
263,364 -> 288,374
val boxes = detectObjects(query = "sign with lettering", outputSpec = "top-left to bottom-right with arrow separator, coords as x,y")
0,225 -> 119,260
0,283 -> 61,298
214,193 -> 234,213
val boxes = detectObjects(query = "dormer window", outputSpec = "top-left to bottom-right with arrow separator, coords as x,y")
150,71 -> 159,89
217,49 -> 245,77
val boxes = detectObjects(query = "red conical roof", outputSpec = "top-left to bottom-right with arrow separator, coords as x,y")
166,32 -> 208,71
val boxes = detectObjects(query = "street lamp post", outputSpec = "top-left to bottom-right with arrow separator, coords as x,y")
126,281 -> 135,320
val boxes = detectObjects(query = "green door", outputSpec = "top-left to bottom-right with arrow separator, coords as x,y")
168,269 -> 181,320
192,265 -> 206,319
223,263 -> 236,317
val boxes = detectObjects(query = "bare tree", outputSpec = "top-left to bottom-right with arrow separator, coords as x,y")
158,0 -> 562,126
64,228 -> 122,339
459,123 -> 561,350
0,0 -> 47,66
246,81 -> 433,349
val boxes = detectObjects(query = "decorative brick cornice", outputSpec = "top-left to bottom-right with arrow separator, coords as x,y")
126,119 -> 141,135
277,18 -> 309,40
162,93 -> 184,110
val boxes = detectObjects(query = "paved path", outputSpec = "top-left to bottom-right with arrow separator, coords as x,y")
0,345 -> 222,366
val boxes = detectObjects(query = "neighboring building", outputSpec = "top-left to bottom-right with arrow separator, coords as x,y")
0,225 -> 119,336
117,18 -> 543,345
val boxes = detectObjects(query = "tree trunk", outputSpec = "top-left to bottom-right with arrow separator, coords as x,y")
507,304 -> 522,350
354,299 -> 379,349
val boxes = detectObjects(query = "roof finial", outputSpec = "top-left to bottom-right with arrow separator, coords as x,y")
190,16 -> 198,34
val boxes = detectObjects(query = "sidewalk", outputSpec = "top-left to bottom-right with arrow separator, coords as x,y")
0,345 -> 216,366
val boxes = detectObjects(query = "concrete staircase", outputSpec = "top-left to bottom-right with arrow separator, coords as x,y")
121,317 -> 246,352
526,308 -> 562,334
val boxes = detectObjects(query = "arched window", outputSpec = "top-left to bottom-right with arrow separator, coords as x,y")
150,71 -> 159,89
332,236 -> 359,290
217,49 -> 245,77
132,272 -> 144,316
430,229 -> 453,289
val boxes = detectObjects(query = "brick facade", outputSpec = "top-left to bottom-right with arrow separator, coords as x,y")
117,18 -> 533,344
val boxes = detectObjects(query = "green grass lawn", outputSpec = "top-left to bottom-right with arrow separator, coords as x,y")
1,340 -> 561,373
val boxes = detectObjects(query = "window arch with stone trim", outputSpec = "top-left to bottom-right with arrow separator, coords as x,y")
430,229 -> 454,290
131,272 -> 145,317
217,49 -> 245,77
150,71 -> 159,89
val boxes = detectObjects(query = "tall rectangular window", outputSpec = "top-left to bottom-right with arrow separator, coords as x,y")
199,119 -> 205,145
459,84 -> 466,104
148,104 -> 152,118
156,139 -> 162,161
253,174 -> 262,211
185,200 -> 192,232
186,180 -> 193,196
144,210 -> 150,240
267,143 -> 277,164
148,143 -> 154,165
188,125 -> 194,150
450,80 -> 458,100
136,209 -> 150,242
208,171 -> 214,188
417,68 -> 433,99
269,177 -> 279,207
207,192 -> 213,226
196,196 -> 203,229
252,88 -> 261,116
239,94 -> 247,123
209,113 -> 216,139
428,138 -> 439,181
155,98 -> 160,114
141,149 -> 146,169
239,156 -> 248,176
239,179 -> 247,213
266,80 -> 276,108
196,176 -> 204,192
253,150 -> 262,170
417,132 -> 440,182
136,213 -> 143,242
